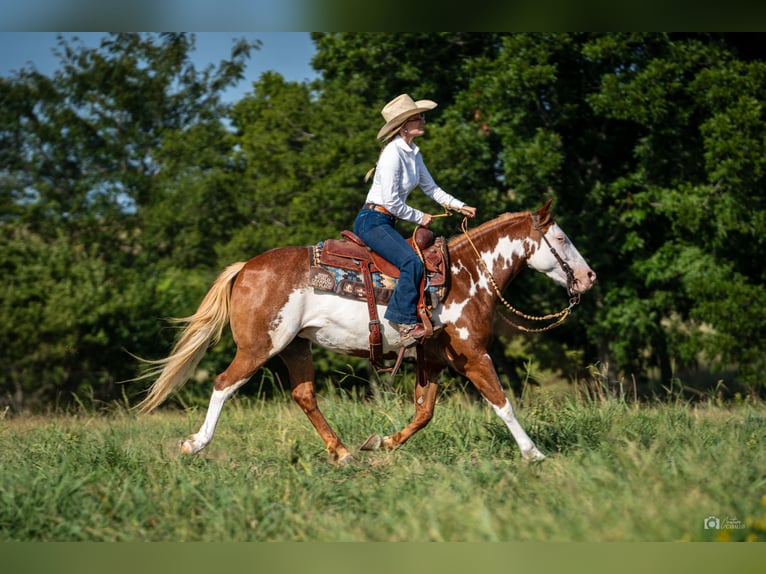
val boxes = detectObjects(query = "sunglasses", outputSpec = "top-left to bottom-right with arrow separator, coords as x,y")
407,113 -> 425,122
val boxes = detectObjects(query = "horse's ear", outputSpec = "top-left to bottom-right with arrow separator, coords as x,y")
536,199 -> 552,226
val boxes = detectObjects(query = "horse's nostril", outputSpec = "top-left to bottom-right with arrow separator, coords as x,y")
588,271 -> 597,283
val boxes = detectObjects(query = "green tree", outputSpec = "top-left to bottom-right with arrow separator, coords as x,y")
0,33 -> 257,409
0,223 -> 155,409
586,34 -> 766,389
311,32 -> 501,109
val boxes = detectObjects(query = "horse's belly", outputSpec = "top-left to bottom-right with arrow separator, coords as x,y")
297,292 -> 399,354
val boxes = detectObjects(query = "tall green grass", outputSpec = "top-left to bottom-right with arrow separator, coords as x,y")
1,389 -> 764,541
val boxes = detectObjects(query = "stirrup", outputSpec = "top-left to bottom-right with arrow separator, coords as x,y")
398,323 -> 425,348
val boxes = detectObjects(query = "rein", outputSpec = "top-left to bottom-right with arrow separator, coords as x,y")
457,210 -> 580,333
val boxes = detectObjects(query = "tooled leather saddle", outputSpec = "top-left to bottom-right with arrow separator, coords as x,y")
308,227 -> 449,366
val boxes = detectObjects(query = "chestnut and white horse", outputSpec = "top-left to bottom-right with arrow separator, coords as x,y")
137,201 -> 596,463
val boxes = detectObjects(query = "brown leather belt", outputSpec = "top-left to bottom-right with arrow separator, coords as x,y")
363,202 -> 393,216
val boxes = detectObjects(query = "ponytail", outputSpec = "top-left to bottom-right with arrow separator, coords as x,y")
364,131 -> 399,183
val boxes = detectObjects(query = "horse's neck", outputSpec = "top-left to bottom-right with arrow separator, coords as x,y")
449,213 -> 532,294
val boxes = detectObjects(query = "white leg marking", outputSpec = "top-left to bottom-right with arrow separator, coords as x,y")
491,398 -> 546,461
180,382 -> 244,455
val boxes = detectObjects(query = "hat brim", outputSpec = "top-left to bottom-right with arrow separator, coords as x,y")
376,99 -> 438,140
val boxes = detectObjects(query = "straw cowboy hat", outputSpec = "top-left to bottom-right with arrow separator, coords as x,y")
376,93 -> 437,140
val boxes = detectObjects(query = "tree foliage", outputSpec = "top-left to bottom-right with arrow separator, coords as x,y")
0,33 -> 257,409
2,32 -> 765,410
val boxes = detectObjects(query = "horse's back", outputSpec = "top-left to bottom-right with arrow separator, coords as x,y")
236,245 -> 311,286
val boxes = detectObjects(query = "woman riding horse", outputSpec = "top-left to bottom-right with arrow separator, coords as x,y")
354,94 -> 477,348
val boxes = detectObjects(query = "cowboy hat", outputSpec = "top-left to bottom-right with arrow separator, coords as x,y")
376,93 -> 437,140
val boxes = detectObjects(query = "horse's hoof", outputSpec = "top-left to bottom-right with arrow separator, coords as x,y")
360,434 -> 383,451
328,447 -> 354,465
179,439 -> 197,455
522,448 -> 546,462
336,452 -> 355,465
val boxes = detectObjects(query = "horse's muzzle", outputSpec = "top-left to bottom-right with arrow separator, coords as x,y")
571,269 -> 597,294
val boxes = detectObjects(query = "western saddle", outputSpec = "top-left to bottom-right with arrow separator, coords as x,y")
309,227 -> 449,368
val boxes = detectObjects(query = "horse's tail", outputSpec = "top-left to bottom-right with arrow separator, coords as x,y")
135,261 -> 246,413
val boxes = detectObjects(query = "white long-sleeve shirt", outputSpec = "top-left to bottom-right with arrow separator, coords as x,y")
364,135 -> 465,224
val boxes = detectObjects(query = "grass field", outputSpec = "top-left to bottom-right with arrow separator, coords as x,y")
1,386 -> 765,542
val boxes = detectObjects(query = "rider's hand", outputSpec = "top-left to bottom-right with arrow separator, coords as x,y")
421,213 -> 433,227
461,205 -> 477,218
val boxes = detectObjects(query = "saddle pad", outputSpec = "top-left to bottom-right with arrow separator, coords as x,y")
308,243 -> 445,308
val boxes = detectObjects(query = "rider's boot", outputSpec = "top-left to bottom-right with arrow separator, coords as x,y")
397,323 -> 426,348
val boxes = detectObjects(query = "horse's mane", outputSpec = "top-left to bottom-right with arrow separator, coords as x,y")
447,210 -> 532,249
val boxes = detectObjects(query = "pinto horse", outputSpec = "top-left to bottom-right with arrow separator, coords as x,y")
137,200 -> 596,463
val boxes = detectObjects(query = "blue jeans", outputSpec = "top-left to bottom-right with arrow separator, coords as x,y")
353,209 -> 423,324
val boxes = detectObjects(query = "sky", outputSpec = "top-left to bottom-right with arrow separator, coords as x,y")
0,32 -> 318,104
1,1 -> 317,31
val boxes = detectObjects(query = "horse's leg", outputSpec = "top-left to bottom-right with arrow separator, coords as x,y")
461,353 -> 546,461
180,349 -> 262,455
360,367 -> 441,452
279,338 -> 353,464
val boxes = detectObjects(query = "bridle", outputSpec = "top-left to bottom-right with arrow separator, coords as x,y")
459,211 -> 580,333
531,212 -> 581,302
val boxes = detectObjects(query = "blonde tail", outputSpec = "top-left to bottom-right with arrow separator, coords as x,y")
135,261 -> 246,413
